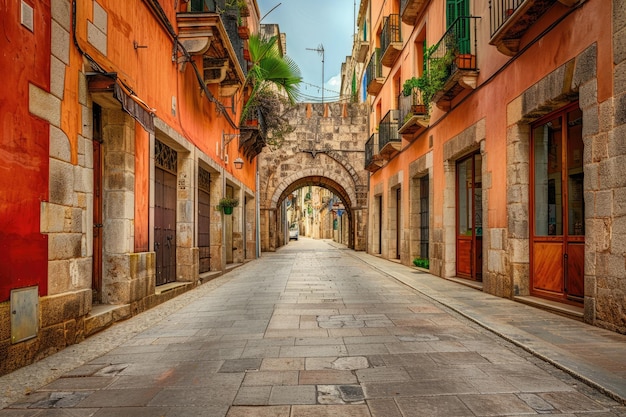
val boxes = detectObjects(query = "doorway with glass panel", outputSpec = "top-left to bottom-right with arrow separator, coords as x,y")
530,104 -> 584,303
456,152 -> 482,281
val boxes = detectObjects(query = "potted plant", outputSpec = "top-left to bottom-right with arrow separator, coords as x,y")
238,0 -> 250,16
237,17 -> 250,39
218,197 -> 239,215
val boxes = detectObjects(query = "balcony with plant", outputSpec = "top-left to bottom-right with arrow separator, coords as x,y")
366,48 -> 384,96
398,77 -> 430,137
427,16 -> 480,111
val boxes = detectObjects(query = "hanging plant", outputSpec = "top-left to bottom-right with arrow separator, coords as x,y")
239,34 -> 302,151
218,197 -> 239,214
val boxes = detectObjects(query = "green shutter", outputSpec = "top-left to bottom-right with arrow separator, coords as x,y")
446,0 -> 470,54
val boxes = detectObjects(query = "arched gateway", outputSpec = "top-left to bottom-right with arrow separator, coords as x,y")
258,102 -> 369,251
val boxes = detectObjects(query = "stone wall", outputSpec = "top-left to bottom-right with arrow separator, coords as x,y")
259,102 -> 369,251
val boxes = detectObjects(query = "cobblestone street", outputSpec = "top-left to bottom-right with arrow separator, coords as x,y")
1,238 -> 625,416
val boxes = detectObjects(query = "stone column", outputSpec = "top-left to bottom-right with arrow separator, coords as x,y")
101,109 -> 142,304
176,155 -> 197,283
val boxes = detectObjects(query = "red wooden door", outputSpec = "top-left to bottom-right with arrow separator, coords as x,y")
531,105 -> 584,303
456,153 -> 482,281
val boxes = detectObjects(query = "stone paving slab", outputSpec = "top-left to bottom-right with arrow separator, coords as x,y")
349,249 -> 626,404
1,238 -> 626,417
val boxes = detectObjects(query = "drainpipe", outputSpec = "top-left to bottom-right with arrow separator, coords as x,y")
256,159 -> 261,258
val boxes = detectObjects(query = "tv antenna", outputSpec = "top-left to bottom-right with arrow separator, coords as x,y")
306,44 -> 325,103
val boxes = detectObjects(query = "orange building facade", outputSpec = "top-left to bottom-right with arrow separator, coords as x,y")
0,0 -> 265,374
357,0 -> 625,332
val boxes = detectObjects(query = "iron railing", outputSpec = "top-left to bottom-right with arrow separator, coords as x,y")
365,133 -> 379,168
401,0 -> 410,15
187,0 -> 246,77
428,16 -> 479,83
398,90 -> 426,126
379,109 -> 400,149
489,0 -> 526,36
366,48 -> 383,88
381,14 -> 402,56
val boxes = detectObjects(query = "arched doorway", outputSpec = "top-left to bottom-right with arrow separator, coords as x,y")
275,176 -> 355,249
256,102 -> 370,253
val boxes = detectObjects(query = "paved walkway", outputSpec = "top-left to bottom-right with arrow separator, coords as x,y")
1,238 -> 625,416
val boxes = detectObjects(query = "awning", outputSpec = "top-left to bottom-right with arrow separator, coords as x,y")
87,73 -> 155,134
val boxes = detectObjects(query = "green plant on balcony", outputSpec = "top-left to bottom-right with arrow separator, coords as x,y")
240,34 -> 301,149
401,44 -> 453,113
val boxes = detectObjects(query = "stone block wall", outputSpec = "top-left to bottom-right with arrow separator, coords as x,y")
259,102 -> 369,251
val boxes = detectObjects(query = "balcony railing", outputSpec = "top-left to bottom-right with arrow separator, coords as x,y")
366,48 -> 384,95
380,14 -> 402,67
379,109 -> 401,158
398,91 -> 429,136
354,24 -> 369,63
489,0 -> 571,56
365,133 -> 383,172
428,16 -> 480,111
177,0 -> 247,93
401,0 -> 428,24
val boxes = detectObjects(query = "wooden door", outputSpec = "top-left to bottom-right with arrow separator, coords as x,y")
154,140 -> 177,286
531,105 -> 584,303
225,185 -> 234,264
456,153 -> 482,281
198,168 -> 211,273
419,176 -> 429,261
92,105 -> 103,302
396,188 -> 401,259
378,195 -> 383,254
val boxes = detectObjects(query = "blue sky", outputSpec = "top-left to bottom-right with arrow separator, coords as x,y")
257,0 -> 356,102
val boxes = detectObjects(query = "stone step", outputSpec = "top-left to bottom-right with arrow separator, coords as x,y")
84,304 -> 131,337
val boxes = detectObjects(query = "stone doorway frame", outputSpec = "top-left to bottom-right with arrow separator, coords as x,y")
505,45 -> 597,323
263,168 -> 365,251
440,119 -> 487,280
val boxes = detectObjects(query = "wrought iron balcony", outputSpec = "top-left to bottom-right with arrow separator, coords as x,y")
489,0 -> 576,56
177,0 -> 247,96
398,91 -> 429,137
239,107 -> 267,161
354,25 -> 369,63
365,133 -> 384,172
380,14 -> 402,67
401,0 -> 428,25
366,48 -> 384,96
429,16 -> 480,111
379,109 -> 401,159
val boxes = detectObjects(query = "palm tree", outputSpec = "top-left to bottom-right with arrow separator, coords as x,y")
240,34 -> 301,126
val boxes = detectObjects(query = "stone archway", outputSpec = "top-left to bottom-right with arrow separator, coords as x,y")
258,102 -> 369,251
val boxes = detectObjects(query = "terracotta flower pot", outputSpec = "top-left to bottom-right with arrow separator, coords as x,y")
238,26 -> 250,39
455,54 -> 476,69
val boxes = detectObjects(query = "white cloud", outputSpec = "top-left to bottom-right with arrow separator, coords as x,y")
326,73 -> 343,94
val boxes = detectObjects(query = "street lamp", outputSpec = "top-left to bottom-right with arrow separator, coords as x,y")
306,44 -> 325,103
233,157 -> 244,169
